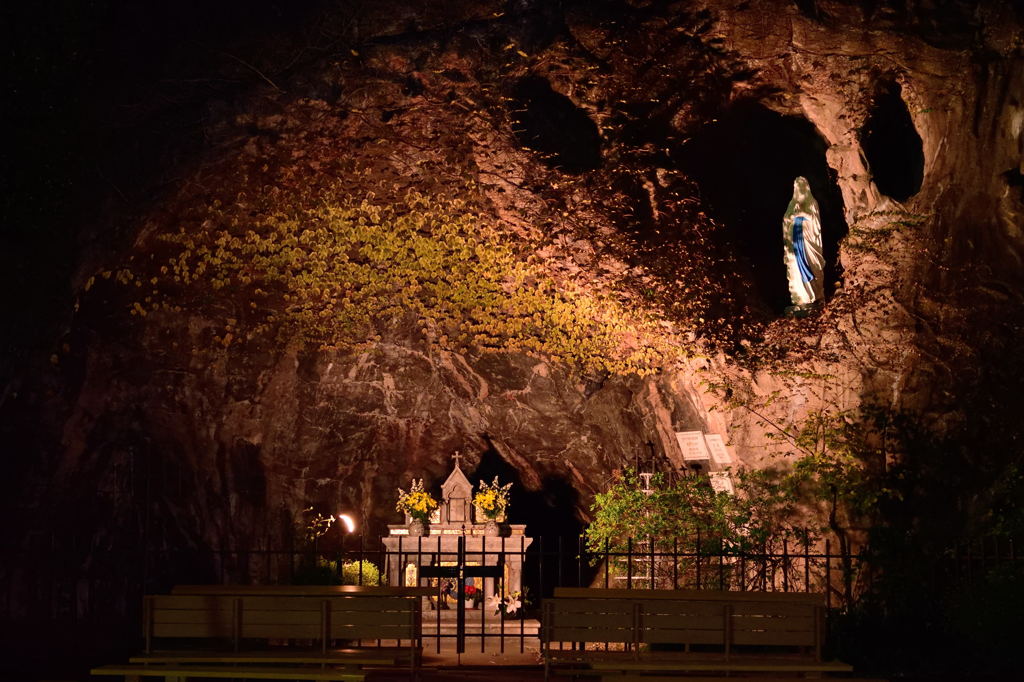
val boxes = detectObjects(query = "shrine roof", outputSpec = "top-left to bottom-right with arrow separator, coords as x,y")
441,460 -> 473,498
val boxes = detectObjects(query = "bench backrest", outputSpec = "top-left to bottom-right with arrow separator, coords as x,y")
636,599 -> 726,645
144,594 -> 420,651
730,600 -> 819,647
542,598 -> 638,645
553,587 -> 825,606
543,589 -> 823,658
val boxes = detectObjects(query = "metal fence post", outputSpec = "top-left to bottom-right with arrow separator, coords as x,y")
803,531 -> 811,592
626,537 -> 633,588
648,536 -> 655,589
783,538 -> 789,592
695,529 -> 701,589
824,539 -> 832,609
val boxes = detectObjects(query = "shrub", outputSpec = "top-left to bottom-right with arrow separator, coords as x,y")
293,558 -> 341,585
340,560 -> 383,586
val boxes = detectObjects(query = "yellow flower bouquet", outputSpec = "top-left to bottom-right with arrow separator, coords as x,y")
473,477 -> 512,521
396,479 -> 438,522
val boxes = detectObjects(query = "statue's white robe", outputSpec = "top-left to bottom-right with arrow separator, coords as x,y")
782,176 -> 825,305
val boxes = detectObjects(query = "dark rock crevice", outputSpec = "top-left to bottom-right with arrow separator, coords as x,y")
509,75 -> 602,173
1006,167 -> 1024,203
860,80 -> 925,203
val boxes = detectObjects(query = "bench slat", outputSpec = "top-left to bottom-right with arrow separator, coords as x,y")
588,674 -> 862,682
247,609 -> 414,627
587,677 -> 870,682
250,597 -> 417,612
554,588 -> 826,606
637,601 -> 724,617
552,612 -> 639,628
152,623 -> 236,638
92,664 -> 364,681
240,611 -> 325,626
547,599 -> 635,613
149,595 -> 237,610
546,626 -> 635,643
589,660 -> 854,672
732,630 -> 817,646
733,614 -> 816,629
330,625 -> 416,638
643,630 -> 726,645
732,602 -> 817,617
150,595 -> 417,612
152,610 -> 235,624
241,624 -> 325,638
129,652 -> 397,665
641,613 -> 724,629
172,585 -> 432,597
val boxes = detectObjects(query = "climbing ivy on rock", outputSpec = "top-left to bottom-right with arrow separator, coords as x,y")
102,191 -> 685,375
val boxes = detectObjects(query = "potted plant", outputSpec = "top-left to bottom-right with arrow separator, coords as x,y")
487,590 -> 527,619
473,476 -> 512,535
462,583 -> 478,609
396,479 -> 438,536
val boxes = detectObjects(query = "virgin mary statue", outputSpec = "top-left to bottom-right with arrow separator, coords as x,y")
782,176 -> 825,307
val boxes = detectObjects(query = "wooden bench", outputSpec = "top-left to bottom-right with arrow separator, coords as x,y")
542,588 -> 852,681
92,587 -> 429,681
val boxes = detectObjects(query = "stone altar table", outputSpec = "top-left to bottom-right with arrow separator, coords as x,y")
382,456 -> 533,602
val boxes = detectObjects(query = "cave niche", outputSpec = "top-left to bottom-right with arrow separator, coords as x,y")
1005,167 -> 1024,203
860,81 -> 925,202
509,75 -> 602,173
471,441 -> 593,597
471,442 -> 583,538
679,100 -> 847,313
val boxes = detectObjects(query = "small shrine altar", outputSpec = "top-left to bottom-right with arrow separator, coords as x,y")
382,455 -> 533,602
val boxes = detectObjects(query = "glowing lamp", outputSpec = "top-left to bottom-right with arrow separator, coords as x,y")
338,513 -> 356,534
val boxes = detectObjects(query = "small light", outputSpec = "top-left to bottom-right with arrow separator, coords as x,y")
338,514 -> 356,534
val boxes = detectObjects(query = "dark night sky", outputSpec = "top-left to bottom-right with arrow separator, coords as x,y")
2,0 -> 330,379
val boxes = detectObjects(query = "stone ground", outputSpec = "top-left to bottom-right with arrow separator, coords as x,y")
372,668 -> 543,682
29,637 -> 545,682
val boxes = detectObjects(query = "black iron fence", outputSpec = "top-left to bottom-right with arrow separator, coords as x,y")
1,533 -> 1018,653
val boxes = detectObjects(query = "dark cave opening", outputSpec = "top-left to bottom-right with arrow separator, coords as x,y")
1005,167 -> 1024,203
471,444 -> 584,539
678,100 -> 848,313
860,81 -> 925,202
471,442 -> 595,598
509,75 -> 602,173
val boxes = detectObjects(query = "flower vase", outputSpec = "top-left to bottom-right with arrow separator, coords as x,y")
484,519 -> 500,536
408,518 -> 428,537
464,599 -> 475,609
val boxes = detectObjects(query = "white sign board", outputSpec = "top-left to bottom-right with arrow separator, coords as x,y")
710,471 -> 734,494
676,431 -> 710,462
704,434 -> 732,466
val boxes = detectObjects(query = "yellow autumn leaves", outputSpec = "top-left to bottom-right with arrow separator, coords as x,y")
119,190 -> 684,375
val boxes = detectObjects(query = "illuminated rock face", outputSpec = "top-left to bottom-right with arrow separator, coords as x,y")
3,0 -> 1023,557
